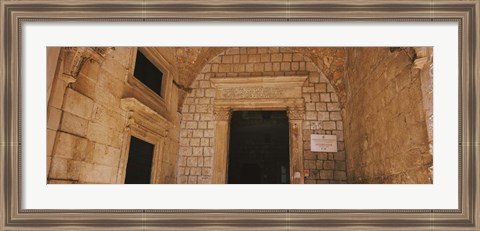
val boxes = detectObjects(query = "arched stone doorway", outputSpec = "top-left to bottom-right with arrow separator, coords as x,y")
177,48 -> 346,184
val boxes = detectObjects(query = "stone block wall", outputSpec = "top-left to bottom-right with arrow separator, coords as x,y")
177,47 -> 347,184
47,47 -> 179,184
343,47 -> 433,183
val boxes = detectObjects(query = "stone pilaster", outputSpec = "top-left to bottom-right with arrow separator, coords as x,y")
212,107 -> 231,183
287,107 -> 305,184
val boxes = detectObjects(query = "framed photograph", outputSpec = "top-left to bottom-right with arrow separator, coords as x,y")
1,0 -> 479,230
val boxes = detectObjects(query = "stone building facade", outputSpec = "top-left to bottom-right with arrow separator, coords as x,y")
46,47 -> 433,184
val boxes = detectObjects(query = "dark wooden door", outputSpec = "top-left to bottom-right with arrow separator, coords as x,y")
125,136 -> 155,184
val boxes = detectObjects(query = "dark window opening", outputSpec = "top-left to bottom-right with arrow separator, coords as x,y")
125,136 -> 155,184
228,111 -> 290,184
134,50 -> 164,97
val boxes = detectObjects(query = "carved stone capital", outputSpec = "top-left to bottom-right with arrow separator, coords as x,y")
287,108 -> 305,120
62,47 -> 115,79
214,108 -> 231,121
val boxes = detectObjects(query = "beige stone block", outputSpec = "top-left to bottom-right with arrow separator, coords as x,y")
192,130 -> 203,138
182,113 -> 194,121
303,87 -> 314,93
311,94 -> 320,102
271,54 -> 282,62
305,103 -> 316,111
320,170 -> 333,180
194,113 -> 200,120
291,62 -> 299,71
195,89 -> 205,97
192,146 -> 202,156
281,62 -> 291,71
239,54 -> 248,63
72,74 -> 97,101
245,63 -> 254,72
330,112 -> 342,121
306,62 -> 317,72
199,81 -> 211,88
63,88 -> 94,119
91,105 -> 126,132
246,48 -> 257,54
232,55 -> 240,63
186,121 -> 197,129
254,63 -> 264,72
315,83 -> 327,92
60,112 -> 89,137
87,143 -> 120,167
316,103 -> 327,111
49,157 -> 68,179
208,121 -> 215,129
188,176 -> 197,184
180,147 -> 192,156
78,60 -> 101,82
318,112 -> 329,120
272,63 -> 281,72
248,54 -> 261,63
202,167 -> 212,176
80,163 -> 114,183
200,113 -> 213,121
327,103 -> 341,111
211,64 -> 219,72
334,171 -> 347,181
47,106 -> 62,130
54,131 -> 88,160
330,93 -> 339,102
218,64 -> 231,72
187,157 -> 198,167
102,58 -> 128,82
198,98 -> 210,105
222,55 -> 233,63
203,147 -> 213,156
309,72 -> 320,83
323,121 -> 336,130
205,89 -> 216,97
47,129 -> 57,157
86,122 -> 122,148
198,122 -> 207,129
283,53 -> 292,62
293,54 -> 304,61
226,48 -> 240,55
306,112 -> 317,120
323,161 -> 335,170
233,64 -> 245,72
304,160 -> 316,169
97,72 -> 125,98
259,54 -> 270,62
334,151 -> 346,161
320,93 -> 331,102
204,129 -> 214,138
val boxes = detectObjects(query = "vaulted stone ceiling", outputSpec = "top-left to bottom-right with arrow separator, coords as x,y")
165,47 -> 348,110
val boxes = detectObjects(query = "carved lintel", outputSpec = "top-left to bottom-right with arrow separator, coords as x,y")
287,108 -> 305,120
214,108 -> 231,121
62,47 -> 114,79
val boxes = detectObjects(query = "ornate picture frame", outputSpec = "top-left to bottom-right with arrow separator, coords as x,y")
1,0 -> 479,229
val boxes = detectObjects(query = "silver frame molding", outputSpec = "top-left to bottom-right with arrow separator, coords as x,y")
1,0 -> 479,230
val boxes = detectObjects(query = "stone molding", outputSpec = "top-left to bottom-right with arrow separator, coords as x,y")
287,107 -> 305,120
214,108 -> 231,121
62,47 -> 114,79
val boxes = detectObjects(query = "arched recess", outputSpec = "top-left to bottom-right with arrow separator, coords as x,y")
177,48 -> 347,184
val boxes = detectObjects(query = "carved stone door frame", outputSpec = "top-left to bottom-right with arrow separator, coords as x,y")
210,76 -> 307,184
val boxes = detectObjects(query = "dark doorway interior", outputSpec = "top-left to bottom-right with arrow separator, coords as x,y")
228,111 -> 290,184
125,136 -> 155,184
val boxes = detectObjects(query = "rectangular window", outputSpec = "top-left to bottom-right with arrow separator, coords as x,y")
125,136 -> 155,184
133,50 -> 164,97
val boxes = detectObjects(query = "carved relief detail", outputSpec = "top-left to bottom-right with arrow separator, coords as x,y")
287,108 -> 305,120
214,108 -> 231,121
62,47 -> 115,79
222,87 -> 283,99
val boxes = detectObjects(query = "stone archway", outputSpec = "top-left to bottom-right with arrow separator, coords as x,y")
177,48 -> 347,184
210,76 -> 307,184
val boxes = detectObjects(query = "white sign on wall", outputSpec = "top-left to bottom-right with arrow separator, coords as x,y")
311,134 -> 337,152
